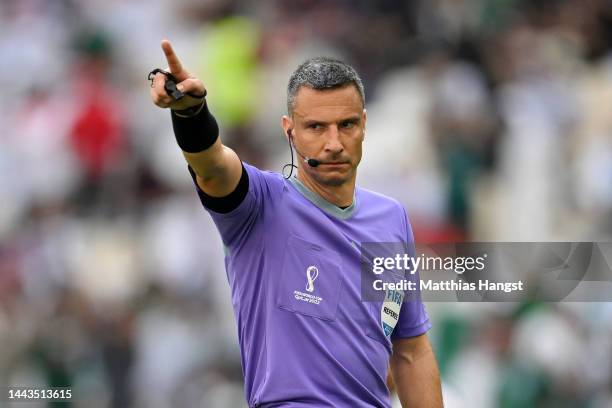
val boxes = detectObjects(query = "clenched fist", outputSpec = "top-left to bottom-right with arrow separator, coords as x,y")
150,39 -> 206,112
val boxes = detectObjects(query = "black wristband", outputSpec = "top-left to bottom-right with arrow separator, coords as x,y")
171,102 -> 219,153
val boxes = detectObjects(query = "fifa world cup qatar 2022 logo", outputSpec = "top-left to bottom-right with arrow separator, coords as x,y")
306,266 -> 319,292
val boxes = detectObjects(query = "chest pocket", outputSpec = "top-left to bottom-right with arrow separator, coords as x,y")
276,234 -> 344,321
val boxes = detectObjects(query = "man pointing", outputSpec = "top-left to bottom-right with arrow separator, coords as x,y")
150,39 -> 442,408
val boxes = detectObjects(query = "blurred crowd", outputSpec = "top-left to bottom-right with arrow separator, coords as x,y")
2,0 -> 612,406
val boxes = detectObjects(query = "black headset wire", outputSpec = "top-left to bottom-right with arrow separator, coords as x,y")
283,132 -> 298,179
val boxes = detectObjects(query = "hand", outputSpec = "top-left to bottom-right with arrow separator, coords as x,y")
150,39 -> 207,111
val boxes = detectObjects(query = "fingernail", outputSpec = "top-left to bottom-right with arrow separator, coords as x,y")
177,84 -> 184,92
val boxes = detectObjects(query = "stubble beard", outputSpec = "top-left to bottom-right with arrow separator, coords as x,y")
308,165 -> 356,187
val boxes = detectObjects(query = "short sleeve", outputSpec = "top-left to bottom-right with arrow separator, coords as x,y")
189,162 -> 283,250
391,300 -> 432,339
392,204 -> 432,339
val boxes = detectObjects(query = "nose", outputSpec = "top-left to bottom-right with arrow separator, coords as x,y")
324,126 -> 344,155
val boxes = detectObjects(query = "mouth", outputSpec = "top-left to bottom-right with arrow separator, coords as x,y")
320,162 -> 350,168
319,162 -> 349,172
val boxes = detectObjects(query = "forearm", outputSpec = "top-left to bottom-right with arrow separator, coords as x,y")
171,99 -> 220,159
390,336 -> 443,408
172,104 -> 242,196
184,142 -> 242,196
182,136 -> 228,178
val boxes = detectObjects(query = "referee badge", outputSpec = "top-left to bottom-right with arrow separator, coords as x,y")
381,289 -> 403,337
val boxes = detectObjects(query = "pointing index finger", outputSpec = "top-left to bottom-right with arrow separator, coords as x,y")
161,39 -> 183,76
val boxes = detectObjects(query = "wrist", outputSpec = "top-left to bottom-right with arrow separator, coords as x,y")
172,99 -> 206,118
171,101 -> 219,153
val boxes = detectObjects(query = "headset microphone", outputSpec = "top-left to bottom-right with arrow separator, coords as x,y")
287,130 -> 320,167
305,157 -> 320,168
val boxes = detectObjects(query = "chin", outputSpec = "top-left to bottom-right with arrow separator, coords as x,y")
313,170 -> 352,187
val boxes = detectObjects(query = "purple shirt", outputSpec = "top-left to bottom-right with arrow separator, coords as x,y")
193,163 -> 431,408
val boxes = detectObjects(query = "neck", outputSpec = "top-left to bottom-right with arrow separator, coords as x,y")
296,167 -> 356,207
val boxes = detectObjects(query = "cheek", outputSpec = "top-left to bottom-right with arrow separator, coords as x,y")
351,130 -> 365,150
349,135 -> 364,162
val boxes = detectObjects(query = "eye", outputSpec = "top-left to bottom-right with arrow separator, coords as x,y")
308,123 -> 323,130
341,121 -> 355,129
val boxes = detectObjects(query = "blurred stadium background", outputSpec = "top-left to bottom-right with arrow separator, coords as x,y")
2,0 -> 612,406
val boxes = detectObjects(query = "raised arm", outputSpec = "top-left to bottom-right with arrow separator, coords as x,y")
150,39 -> 242,197
390,334 -> 443,407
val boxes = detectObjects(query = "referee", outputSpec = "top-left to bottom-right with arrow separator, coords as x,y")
150,39 -> 442,408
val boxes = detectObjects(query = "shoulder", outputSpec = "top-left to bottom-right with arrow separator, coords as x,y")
243,162 -> 283,181
356,186 -> 407,215
243,162 -> 286,193
356,186 -> 412,237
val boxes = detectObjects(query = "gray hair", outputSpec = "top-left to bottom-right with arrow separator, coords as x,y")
287,57 -> 365,115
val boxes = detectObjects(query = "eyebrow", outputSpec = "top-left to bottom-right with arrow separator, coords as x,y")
302,116 -> 362,126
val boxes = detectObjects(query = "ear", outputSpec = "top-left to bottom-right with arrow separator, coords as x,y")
281,115 -> 293,140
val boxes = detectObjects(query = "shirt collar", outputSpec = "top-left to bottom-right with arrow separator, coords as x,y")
288,176 -> 357,220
